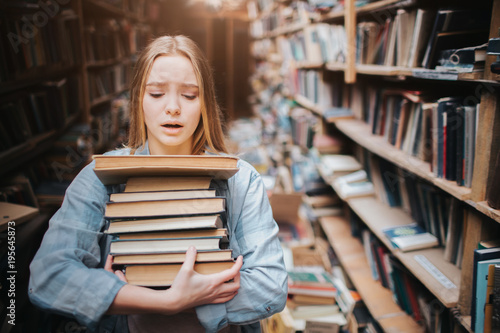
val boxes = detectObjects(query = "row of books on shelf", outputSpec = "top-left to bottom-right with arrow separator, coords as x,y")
316,151 -> 466,267
85,0 -> 158,21
248,0 -> 314,38
84,19 -> 151,64
0,76 -> 81,154
289,107 -> 317,150
362,87 -> 478,187
355,7 -> 490,70
0,91 -> 129,209
275,23 -> 347,65
288,77 -> 477,189
287,69 -> 348,112
0,9 -> 82,83
255,5 -> 491,73
365,153 -> 466,266
87,63 -> 132,103
343,208 -> 472,333
92,154 -> 240,287
256,8 -> 491,71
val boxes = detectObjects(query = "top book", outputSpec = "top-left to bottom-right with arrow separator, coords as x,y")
92,155 -> 240,185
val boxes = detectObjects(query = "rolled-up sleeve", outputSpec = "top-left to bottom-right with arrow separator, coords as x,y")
196,160 -> 288,332
28,161 -> 126,331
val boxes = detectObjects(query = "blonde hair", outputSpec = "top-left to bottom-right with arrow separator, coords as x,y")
127,35 -> 227,155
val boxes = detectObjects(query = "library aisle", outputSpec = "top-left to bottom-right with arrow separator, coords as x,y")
1,0 -> 500,332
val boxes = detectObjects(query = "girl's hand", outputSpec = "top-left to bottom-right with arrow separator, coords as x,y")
166,246 -> 243,311
105,254 -> 128,283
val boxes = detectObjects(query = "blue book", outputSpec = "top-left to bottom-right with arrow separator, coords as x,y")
382,223 -> 438,252
471,247 -> 500,329
475,258 -> 500,333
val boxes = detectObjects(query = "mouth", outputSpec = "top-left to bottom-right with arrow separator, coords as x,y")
161,123 -> 183,129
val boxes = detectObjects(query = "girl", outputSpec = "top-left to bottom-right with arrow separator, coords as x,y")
29,35 -> 288,332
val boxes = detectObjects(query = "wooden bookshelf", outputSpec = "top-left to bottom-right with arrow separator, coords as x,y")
356,64 -> 413,77
467,201 -> 500,225
294,95 -> 324,117
319,215 -> 424,332
348,196 -> 461,308
247,0 -> 500,330
0,0 -> 158,203
333,118 -> 472,201
325,62 -> 347,72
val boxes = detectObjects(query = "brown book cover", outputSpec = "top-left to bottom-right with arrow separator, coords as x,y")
106,214 -> 223,234
111,188 -> 216,201
116,228 -> 227,241
113,249 -> 233,265
123,176 -> 213,193
93,155 -> 239,185
110,236 -> 223,255
125,260 -> 235,287
104,197 -> 226,219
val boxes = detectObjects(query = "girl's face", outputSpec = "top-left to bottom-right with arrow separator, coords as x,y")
143,55 -> 201,155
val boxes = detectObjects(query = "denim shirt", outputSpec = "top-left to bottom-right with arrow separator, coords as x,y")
28,144 -> 288,333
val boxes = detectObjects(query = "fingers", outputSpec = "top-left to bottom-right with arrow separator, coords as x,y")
180,246 -> 197,272
105,255 -> 127,282
211,255 -> 243,285
114,269 -> 128,282
104,254 -> 113,272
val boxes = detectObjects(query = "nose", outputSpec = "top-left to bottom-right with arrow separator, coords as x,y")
164,95 -> 181,115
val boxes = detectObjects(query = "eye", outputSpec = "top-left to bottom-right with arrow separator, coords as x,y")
183,94 -> 197,100
149,93 -> 164,98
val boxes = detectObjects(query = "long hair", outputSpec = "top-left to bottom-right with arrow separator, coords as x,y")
127,35 -> 227,155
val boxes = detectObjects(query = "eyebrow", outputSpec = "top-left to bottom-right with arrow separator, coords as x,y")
146,81 -> 199,89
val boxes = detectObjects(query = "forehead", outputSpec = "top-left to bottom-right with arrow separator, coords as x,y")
147,55 -> 198,85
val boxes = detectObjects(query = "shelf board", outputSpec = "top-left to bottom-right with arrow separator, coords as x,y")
294,94 -> 323,116
319,9 -> 345,21
86,56 -> 132,68
271,21 -> 308,37
319,215 -> 424,332
347,196 -> 461,308
355,0 -> 406,15
0,65 -> 79,95
0,113 -> 80,175
333,118 -> 472,201
84,0 -> 125,17
325,62 -> 347,72
90,88 -> 128,108
467,200 -> 500,224
295,61 -> 324,69
319,0 -> 412,21
356,64 -> 413,77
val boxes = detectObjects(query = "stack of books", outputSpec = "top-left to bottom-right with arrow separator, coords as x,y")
93,154 -> 239,287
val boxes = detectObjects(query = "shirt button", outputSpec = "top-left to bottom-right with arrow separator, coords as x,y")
266,306 -> 271,312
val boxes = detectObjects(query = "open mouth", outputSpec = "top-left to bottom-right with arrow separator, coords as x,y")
162,124 -> 182,128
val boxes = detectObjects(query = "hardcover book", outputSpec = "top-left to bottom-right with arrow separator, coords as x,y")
104,197 -> 226,219
93,154 -> 239,184
124,260 -> 235,287
106,214 -> 224,234
382,223 -> 439,252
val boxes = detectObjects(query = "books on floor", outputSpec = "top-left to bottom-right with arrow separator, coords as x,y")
94,154 -> 239,287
